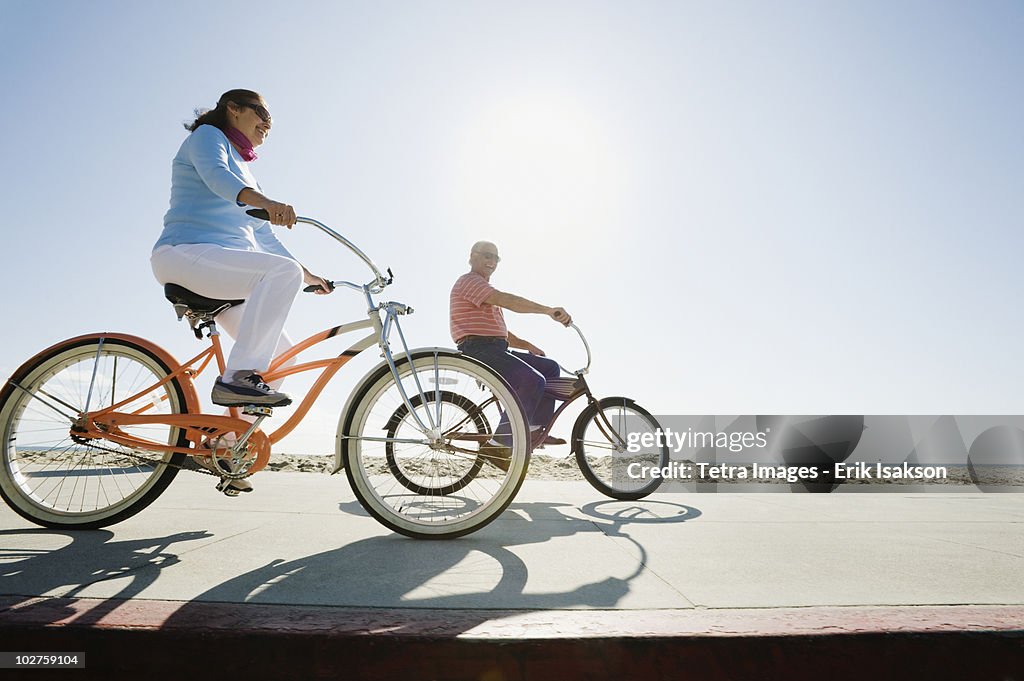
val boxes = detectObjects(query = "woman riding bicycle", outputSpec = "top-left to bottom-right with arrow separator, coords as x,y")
150,88 -> 333,493
151,88 -> 334,407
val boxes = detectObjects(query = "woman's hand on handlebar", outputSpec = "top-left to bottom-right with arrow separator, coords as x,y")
302,268 -> 335,295
237,188 -> 296,227
264,200 -> 296,228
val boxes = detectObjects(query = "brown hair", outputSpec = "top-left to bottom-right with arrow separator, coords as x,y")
184,89 -> 263,133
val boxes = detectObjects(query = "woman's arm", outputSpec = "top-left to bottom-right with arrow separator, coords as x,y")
237,188 -> 296,227
186,127 -> 295,228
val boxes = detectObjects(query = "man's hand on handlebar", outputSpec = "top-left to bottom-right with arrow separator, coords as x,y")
549,307 -> 572,327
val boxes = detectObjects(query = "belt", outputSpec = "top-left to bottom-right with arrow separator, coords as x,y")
457,335 -> 506,345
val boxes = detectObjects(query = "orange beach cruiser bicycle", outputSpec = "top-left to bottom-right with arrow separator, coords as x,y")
0,212 -> 535,539
0,212 -> 667,539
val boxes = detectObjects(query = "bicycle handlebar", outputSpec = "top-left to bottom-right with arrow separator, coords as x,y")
246,209 -> 391,292
557,323 -> 592,376
247,208 -> 592,374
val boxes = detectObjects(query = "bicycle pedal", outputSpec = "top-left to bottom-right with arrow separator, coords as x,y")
215,478 -> 250,497
216,479 -> 240,497
242,405 -> 274,417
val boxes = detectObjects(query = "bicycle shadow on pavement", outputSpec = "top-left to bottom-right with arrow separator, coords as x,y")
0,499 -> 702,635
0,528 -> 212,626
160,497 -> 703,635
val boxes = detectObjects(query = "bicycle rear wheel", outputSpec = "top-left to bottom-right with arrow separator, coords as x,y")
340,350 -> 529,539
0,336 -> 189,528
385,390 -> 488,495
573,397 -> 668,500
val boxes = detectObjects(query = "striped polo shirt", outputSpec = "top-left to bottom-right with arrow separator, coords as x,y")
450,272 -> 507,344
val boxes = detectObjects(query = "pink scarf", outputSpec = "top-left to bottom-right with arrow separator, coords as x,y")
225,127 -> 258,162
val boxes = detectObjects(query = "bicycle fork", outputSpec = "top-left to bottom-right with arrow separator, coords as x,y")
376,301 -> 443,440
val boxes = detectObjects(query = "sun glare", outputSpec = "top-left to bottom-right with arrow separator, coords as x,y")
452,93 -> 624,254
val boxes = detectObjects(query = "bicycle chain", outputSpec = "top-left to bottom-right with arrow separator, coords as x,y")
67,436 -> 253,479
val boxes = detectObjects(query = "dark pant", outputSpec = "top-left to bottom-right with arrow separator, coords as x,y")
458,338 -> 560,442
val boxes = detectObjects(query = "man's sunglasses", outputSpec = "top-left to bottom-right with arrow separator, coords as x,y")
236,101 -> 272,124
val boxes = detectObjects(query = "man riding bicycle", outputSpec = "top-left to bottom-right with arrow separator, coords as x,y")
449,240 -> 573,462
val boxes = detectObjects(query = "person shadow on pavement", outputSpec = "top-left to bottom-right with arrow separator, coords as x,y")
0,529 -> 212,626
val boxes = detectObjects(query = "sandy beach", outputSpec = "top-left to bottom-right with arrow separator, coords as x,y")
268,451 -> 590,480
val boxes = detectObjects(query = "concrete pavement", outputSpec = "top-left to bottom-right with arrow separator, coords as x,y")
1,471 -> 1022,679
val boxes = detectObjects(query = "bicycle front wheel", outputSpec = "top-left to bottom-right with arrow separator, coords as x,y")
0,335 -> 189,528
573,397 -> 668,500
341,350 -> 529,539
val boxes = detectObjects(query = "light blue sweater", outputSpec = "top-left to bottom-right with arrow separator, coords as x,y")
154,124 -> 295,260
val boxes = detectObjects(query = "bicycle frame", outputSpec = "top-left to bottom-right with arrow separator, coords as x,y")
75,215 -> 440,474
452,324 -> 629,454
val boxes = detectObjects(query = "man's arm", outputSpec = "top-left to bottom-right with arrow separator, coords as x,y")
483,290 -> 572,326
507,331 -> 545,356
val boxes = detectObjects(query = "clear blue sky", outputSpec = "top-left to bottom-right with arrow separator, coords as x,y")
1,0 -> 1022,453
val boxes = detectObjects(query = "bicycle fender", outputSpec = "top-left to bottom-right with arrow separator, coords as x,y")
0,332 -> 201,417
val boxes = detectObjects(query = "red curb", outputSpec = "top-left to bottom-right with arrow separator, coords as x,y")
1,597 -> 1022,680
2,596 -> 1022,637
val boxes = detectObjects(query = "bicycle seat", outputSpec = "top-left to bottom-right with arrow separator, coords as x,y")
544,377 -> 585,400
164,283 -> 244,319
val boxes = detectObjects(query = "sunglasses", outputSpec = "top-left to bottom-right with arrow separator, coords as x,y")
236,101 -> 272,124
473,251 -> 501,262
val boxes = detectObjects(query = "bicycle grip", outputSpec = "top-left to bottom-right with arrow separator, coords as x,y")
304,283 -> 335,294
246,208 -> 270,220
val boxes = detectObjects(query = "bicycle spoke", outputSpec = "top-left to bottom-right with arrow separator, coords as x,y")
577,438 -> 619,452
8,382 -> 77,422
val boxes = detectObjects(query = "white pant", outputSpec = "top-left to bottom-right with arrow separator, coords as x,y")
151,244 -> 303,377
